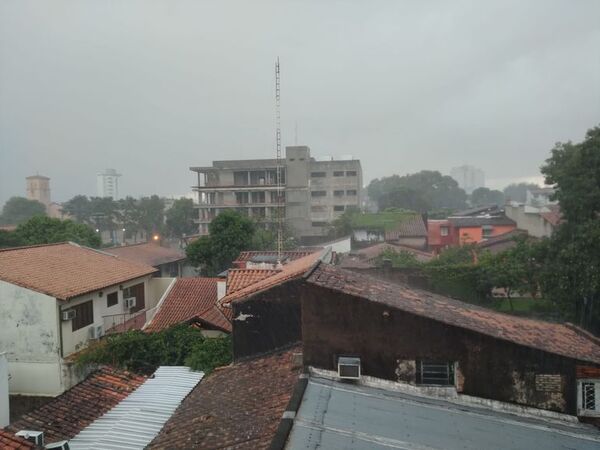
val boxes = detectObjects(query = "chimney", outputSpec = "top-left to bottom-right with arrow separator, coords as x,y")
217,280 -> 226,301
0,352 -> 8,427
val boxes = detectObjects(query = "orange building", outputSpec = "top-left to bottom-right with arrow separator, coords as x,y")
448,216 -> 516,245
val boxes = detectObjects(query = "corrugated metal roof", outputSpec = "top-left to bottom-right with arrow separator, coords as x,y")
69,366 -> 203,450
285,378 -> 600,450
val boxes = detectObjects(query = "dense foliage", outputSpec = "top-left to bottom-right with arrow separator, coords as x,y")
367,171 -> 468,212
76,326 -> 232,375
0,196 -> 46,225
470,187 -> 505,207
165,198 -> 196,238
0,216 -> 101,248
186,210 -> 256,275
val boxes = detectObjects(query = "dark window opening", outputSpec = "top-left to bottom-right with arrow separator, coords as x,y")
106,292 -> 118,308
583,382 -> 596,410
311,191 -> 327,197
71,301 -> 94,332
346,171 -> 357,176
416,361 -> 455,386
333,171 -> 344,177
334,205 -> 345,212
311,172 -> 327,178
123,282 -> 146,313
346,190 -> 357,196
333,190 -> 344,197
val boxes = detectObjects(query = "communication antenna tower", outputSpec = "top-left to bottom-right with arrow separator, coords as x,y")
275,57 -> 283,263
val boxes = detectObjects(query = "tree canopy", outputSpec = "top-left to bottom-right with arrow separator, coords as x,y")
165,198 -> 196,238
470,187 -> 505,207
186,210 -> 256,275
1,197 -> 46,225
13,216 -> 102,248
367,171 -> 467,212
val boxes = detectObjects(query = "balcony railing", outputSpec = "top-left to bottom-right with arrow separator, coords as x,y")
103,310 -> 148,334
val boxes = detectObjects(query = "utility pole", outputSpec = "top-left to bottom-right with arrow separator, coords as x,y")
275,57 -> 283,264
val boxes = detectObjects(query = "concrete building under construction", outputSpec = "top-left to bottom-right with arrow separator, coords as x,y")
190,146 -> 362,243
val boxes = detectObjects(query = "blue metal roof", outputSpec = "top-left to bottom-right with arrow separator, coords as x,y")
285,377 -> 600,450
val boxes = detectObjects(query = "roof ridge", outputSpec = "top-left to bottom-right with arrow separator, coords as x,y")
563,322 -> 600,347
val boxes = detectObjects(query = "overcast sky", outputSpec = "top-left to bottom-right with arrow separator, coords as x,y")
1,0 -> 599,205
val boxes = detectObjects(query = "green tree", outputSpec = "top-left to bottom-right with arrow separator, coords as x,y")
0,230 -> 23,248
503,182 -> 540,203
186,211 -> 255,275
165,198 -> 196,238
329,206 -> 360,238
368,171 -> 467,212
15,216 -> 101,248
118,196 -> 142,242
62,195 -> 93,224
470,187 -> 505,207
1,197 -> 46,225
537,125 -> 600,332
138,195 -> 165,238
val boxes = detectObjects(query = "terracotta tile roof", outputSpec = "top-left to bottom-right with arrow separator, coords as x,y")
234,250 -> 316,263
104,242 -> 185,267
147,346 -> 301,449
307,263 -> 600,365
6,367 -> 145,444
477,229 -> 530,254
220,250 -> 325,307
145,278 -> 231,332
540,205 -> 562,226
226,268 -> 280,294
384,215 -> 427,239
0,430 -> 35,450
0,242 -> 157,300
352,243 -> 434,263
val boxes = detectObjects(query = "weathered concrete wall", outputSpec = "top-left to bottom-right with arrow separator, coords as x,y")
232,279 -> 303,360
301,284 -> 592,415
0,280 -> 62,395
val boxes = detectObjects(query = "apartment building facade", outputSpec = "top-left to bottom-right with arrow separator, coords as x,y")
191,146 -> 362,243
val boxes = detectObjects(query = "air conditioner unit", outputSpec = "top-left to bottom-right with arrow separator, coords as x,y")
61,310 -> 76,321
337,357 -> 361,380
15,430 -> 44,447
124,297 -> 136,309
45,440 -> 70,450
88,325 -> 104,340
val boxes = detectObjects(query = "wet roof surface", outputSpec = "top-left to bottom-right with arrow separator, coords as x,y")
285,378 -> 600,450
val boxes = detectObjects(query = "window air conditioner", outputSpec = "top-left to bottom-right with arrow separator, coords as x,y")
337,356 -> 361,380
88,325 -> 104,340
124,297 -> 136,309
61,310 -> 76,321
45,440 -> 70,450
15,430 -> 44,447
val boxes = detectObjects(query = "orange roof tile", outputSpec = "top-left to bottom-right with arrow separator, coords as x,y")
220,250 -> 326,306
0,430 -> 35,450
0,243 -> 158,300
145,278 -> 230,332
104,242 -> 185,267
234,250 -> 316,263
226,268 -> 280,294
147,346 -> 301,449
307,263 -> 600,365
6,367 -> 145,444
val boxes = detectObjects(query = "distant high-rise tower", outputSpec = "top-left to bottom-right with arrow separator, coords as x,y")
450,165 -> 485,195
97,169 -> 121,199
26,175 -> 51,207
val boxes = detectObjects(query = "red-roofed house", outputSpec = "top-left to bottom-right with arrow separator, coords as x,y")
104,242 -> 186,277
0,243 -> 171,396
144,278 -> 231,335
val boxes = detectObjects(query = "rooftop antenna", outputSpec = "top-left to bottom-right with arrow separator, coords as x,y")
275,57 -> 283,264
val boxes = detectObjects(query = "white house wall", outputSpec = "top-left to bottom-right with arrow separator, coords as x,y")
60,275 -> 153,356
0,280 -> 62,396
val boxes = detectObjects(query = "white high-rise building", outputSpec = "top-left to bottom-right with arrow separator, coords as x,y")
97,169 -> 121,199
450,165 -> 485,195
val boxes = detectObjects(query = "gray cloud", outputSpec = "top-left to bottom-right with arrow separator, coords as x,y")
1,0 -> 599,204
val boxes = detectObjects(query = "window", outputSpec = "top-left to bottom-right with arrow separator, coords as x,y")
334,205 -> 345,212
311,191 -> 327,197
311,172 -> 326,178
289,158 -> 295,161
312,221 -> 327,227
106,292 -> 118,308
416,361 -> 455,386
482,225 -> 493,238
580,381 -> 598,413
123,283 -> 145,313
333,190 -> 344,197
440,226 -> 449,237
71,301 -> 94,332
346,171 -> 357,176
333,171 -> 344,177
346,189 -> 357,196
